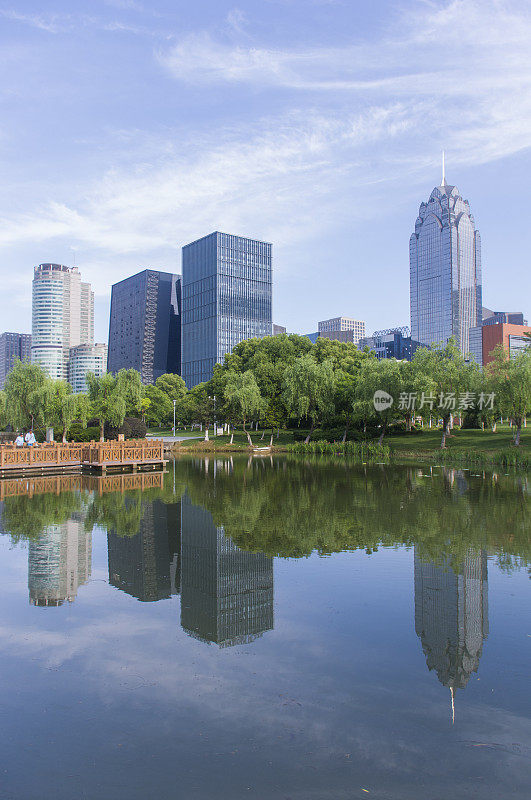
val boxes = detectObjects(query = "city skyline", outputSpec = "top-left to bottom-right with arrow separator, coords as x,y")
1,1 -> 530,342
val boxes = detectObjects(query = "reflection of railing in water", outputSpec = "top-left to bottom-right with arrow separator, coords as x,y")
0,470 -> 165,500
0,440 -> 165,475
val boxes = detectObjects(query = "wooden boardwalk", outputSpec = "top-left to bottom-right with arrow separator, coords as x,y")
0,439 -> 166,477
0,470 -> 165,501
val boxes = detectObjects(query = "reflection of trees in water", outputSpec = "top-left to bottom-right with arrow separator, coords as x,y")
177,458 -> 530,571
0,459 -> 528,573
0,492 -> 86,543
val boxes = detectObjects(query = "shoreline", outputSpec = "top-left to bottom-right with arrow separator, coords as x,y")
166,439 -> 529,470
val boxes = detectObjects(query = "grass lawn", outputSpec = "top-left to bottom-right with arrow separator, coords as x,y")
176,430 -> 297,449
146,428 -> 202,438
174,424 -> 530,463
385,424 -> 530,457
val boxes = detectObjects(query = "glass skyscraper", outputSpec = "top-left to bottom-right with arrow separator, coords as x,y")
181,232 -> 272,387
410,173 -> 482,355
414,548 -> 488,702
180,495 -> 274,647
107,269 -> 181,384
0,332 -> 31,389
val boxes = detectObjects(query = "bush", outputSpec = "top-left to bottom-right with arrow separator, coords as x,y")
105,417 -> 147,440
64,425 -> 100,442
461,412 -> 482,430
288,440 -> 391,461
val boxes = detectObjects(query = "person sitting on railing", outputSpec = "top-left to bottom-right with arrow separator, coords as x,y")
14,433 -> 24,447
24,430 -> 37,447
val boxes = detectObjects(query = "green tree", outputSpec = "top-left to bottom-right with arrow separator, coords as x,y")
282,355 -> 335,443
411,340 -> 474,447
143,384 -> 173,426
488,347 -> 531,446
183,383 -> 216,439
115,369 -> 143,417
51,381 -> 76,442
155,373 -> 187,403
86,372 -> 127,441
224,370 -> 264,445
355,357 -> 402,444
0,389 -> 7,429
3,360 -> 48,431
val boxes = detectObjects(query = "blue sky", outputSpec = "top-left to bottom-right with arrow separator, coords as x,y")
1,0 -> 530,341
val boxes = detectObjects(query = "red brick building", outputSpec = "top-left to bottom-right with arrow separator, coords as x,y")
482,323 -> 531,365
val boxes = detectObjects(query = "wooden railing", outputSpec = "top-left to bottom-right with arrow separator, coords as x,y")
81,439 -> 164,466
0,470 -> 165,501
0,443 -> 83,470
0,439 -> 164,472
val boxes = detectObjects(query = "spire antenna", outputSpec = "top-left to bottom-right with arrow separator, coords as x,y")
442,150 -> 446,186
450,686 -> 455,725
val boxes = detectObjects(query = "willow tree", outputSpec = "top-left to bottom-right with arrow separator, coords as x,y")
282,355 -> 335,443
3,360 -> 48,431
411,340 -> 474,448
0,389 -> 6,430
224,370 -> 263,445
489,347 -> 531,446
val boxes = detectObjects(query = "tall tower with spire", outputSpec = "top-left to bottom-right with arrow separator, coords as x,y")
414,548 -> 489,720
410,156 -> 482,355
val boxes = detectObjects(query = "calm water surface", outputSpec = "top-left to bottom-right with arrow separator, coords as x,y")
0,457 -> 529,800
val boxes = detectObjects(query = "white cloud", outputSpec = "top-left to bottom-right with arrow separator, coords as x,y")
0,9 -> 63,33
1,0 -> 531,316
159,1 -> 531,95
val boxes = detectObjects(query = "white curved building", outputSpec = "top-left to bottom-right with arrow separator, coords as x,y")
32,263 -> 94,381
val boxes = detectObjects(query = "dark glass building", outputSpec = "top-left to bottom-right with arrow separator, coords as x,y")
181,232 -> 272,387
410,170 -> 482,355
107,499 -> 181,602
358,326 -> 421,361
180,495 -> 274,647
0,331 -> 31,389
107,269 -> 181,384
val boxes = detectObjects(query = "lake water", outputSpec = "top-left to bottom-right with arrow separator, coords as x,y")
0,457 -> 529,800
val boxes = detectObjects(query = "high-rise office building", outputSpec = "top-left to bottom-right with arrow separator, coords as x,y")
31,264 -> 94,380
28,515 -> 92,607
68,343 -> 108,393
410,167 -> 482,355
0,332 -> 31,389
180,495 -> 274,647
181,232 -> 272,387
107,270 -> 181,384
107,499 -> 181,602
318,317 -> 365,346
414,548 -> 488,701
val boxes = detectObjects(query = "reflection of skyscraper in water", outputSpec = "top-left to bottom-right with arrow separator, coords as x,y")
180,495 -> 274,647
414,549 -> 488,710
28,515 -> 92,606
107,500 -> 181,602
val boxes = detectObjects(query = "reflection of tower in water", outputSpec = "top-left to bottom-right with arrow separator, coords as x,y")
414,548 -> 488,717
28,515 -> 92,606
107,500 -> 181,602
180,495 -> 274,647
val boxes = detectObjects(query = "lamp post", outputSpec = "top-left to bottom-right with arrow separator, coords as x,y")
173,399 -> 177,437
